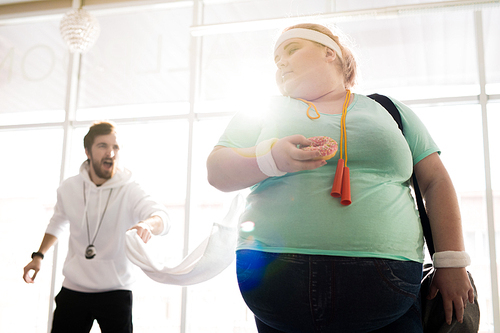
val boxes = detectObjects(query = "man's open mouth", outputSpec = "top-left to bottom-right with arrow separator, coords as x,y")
102,160 -> 114,169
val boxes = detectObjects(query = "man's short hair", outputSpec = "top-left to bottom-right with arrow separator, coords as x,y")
84,121 -> 117,151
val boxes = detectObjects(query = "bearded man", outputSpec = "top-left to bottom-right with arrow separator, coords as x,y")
23,121 -> 170,333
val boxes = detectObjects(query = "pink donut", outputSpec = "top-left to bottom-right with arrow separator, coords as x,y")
302,136 -> 338,160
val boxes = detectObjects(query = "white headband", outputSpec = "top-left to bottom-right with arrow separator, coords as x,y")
274,28 -> 343,59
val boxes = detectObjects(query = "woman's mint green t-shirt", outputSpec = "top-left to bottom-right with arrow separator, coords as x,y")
216,94 -> 439,263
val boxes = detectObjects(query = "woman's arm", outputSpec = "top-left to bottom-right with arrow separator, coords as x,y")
413,152 -> 474,325
207,145 -> 266,192
414,153 -> 464,252
207,135 -> 326,192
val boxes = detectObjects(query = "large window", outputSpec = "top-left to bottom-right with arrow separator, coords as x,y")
1,1 -> 499,332
0,128 -> 64,332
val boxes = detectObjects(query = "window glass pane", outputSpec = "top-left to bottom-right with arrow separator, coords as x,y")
77,7 -> 191,115
199,29 -> 279,105
489,104 -> 500,191
201,0 -> 463,25
118,121 -> 189,210
203,0 -> 330,25
484,7 -> 500,95
190,118 -> 236,247
200,11 -> 480,106
0,128 -> 63,333
0,128 -> 63,200
115,121 -> 187,331
487,104 -> 500,326
413,104 -> 484,192
77,102 -> 190,121
413,103 -> 493,331
132,281 -> 183,332
187,118 -> 254,332
342,11 -> 479,99
186,266 -> 254,333
0,20 -> 66,124
333,0 -> 458,11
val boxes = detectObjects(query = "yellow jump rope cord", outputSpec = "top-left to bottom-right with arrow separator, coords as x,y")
298,90 -> 352,161
340,90 -> 351,165
297,98 -> 320,119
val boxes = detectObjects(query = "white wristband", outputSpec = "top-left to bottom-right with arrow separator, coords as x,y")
256,138 -> 287,177
432,251 -> 471,268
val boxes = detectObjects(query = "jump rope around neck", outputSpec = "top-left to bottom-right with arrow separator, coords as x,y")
297,90 -> 352,206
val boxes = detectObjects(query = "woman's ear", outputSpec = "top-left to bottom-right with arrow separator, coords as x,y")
325,47 -> 336,62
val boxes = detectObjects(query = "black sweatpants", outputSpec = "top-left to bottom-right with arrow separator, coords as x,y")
51,287 -> 133,333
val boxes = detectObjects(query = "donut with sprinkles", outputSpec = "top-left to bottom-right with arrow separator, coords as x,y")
302,136 -> 338,160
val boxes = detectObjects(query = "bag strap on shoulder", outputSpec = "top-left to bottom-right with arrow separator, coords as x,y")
367,93 -> 435,256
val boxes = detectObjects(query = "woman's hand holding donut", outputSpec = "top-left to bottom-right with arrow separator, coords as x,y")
272,135 -> 327,173
207,135 -> 328,192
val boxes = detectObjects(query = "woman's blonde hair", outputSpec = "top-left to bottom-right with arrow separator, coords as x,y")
283,23 -> 357,89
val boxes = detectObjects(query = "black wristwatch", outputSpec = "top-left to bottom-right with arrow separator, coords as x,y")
31,252 -> 44,260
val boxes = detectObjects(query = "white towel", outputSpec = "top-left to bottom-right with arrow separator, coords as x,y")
125,194 -> 244,286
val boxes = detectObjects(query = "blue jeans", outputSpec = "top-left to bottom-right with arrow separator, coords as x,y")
237,250 -> 423,333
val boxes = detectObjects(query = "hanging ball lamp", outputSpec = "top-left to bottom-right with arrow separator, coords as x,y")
60,8 -> 100,53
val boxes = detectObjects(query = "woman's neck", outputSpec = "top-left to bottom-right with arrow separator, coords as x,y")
308,89 -> 351,115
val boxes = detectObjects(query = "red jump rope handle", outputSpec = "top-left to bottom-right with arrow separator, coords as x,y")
331,159 -> 345,197
340,166 -> 351,206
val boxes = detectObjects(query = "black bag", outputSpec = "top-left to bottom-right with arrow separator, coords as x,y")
368,94 -> 480,332
420,264 -> 479,332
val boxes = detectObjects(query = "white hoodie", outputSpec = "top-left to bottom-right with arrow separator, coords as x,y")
46,161 -> 169,293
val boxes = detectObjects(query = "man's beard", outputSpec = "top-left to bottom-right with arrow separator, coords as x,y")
91,157 -> 115,180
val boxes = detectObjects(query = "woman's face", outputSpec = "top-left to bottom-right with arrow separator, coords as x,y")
274,38 -> 337,99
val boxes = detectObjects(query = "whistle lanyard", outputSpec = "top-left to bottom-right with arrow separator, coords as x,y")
83,183 -> 113,258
